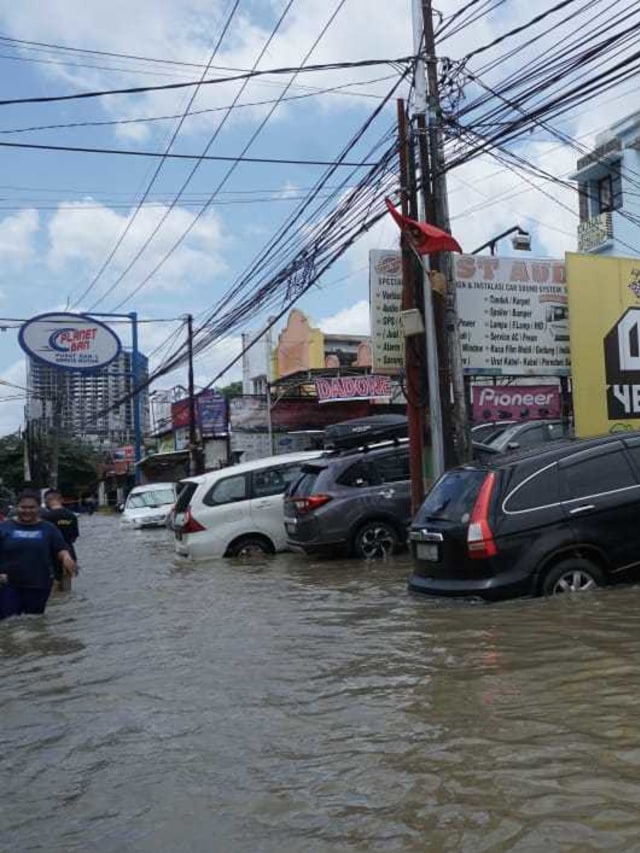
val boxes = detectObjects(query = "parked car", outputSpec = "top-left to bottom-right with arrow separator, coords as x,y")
120,482 -> 178,529
408,430 -> 640,602
484,419 -> 570,454
284,439 -> 411,559
173,451 -> 323,559
470,420 -> 517,444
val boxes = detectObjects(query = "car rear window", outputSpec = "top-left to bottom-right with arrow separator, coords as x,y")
416,470 -> 486,523
174,481 -> 197,512
290,466 -> 324,497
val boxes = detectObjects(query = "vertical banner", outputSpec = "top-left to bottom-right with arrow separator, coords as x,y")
369,250 -> 404,371
567,253 -> 640,437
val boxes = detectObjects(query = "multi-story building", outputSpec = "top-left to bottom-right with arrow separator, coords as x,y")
570,110 -> 640,256
26,349 -> 150,448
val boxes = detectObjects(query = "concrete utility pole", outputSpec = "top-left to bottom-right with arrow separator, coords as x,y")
415,0 -> 472,464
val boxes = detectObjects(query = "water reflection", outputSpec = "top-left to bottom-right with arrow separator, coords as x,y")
3,516 -> 640,851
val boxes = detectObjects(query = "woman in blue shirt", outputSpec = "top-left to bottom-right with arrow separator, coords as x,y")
0,489 -> 77,619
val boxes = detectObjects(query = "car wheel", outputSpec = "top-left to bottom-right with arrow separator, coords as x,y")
353,520 -> 398,560
541,558 -> 605,596
226,536 -> 273,557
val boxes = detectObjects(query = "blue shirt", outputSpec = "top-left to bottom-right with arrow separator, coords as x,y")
0,520 -> 68,589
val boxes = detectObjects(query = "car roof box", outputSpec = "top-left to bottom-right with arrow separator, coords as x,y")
323,414 -> 408,450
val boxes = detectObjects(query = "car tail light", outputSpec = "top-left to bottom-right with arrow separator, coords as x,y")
183,508 -> 205,534
289,494 -> 332,515
467,472 -> 497,560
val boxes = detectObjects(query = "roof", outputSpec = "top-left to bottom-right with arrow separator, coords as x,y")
135,450 -> 189,466
180,449 -> 323,484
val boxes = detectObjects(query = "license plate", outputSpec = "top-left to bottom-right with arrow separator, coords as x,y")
285,522 -> 296,534
417,543 -> 438,561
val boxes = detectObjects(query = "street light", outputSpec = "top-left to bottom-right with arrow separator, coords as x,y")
471,226 -> 532,255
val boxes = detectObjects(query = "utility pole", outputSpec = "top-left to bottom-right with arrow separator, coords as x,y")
416,0 -> 472,464
398,99 -> 426,514
186,313 -> 200,476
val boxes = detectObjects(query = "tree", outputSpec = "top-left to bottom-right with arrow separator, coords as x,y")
0,431 -> 99,496
218,381 -> 243,399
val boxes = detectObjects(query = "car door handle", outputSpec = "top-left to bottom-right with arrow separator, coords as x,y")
569,504 -> 595,515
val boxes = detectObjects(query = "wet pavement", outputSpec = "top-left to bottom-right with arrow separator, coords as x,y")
3,514 -> 640,851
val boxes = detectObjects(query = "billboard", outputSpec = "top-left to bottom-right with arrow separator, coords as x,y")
229,396 -> 269,432
567,254 -> 640,436
369,250 -> 404,371
471,384 -> 561,423
19,312 -> 121,372
315,374 -> 392,403
454,255 -> 569,376
171,390 -> 227,436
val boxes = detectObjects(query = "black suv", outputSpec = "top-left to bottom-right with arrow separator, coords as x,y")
408,431 -> 640,601
284,440 -> 411,559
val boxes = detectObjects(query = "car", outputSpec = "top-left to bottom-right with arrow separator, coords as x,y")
470,420 -> 517,444
284,439 -> 411,559
173,450 -> 323,559
408,430 -> 640,602
120,482 -> 178,529
484,419 -> 571,454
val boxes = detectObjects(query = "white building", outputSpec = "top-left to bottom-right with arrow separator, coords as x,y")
26,349 -> 150,448
570,111 -> 640,256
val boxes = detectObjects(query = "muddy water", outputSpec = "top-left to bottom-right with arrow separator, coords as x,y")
3,515 -> 640,852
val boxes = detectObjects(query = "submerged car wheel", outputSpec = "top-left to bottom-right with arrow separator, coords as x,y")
542,558 -> 605,596
353,520 -> 398,560
226,536 -> 273,558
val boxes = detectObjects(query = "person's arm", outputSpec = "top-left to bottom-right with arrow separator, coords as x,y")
71,513 -> 79,542
58,549 -> 77,577
49,525 -> 77,576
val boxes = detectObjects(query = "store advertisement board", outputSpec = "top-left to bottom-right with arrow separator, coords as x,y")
454,255 -> 570,376
472,384 -> 561,422
567,253 -> 640,436
369,250 -> 404,371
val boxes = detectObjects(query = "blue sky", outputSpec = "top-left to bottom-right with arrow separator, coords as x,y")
0,0 -> 636,434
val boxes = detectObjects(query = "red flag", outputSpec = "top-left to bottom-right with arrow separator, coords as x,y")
385,198 -> 462,254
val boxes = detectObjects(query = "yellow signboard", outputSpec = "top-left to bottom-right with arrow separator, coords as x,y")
567,252 -> 640,437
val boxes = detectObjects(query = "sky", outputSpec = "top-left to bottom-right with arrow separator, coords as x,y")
0,0 -> 637,435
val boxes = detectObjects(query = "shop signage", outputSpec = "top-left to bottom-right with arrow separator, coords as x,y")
171,390 -> 227,436
454,255 -> 570,376
19,312 -> 121,371
369,250 -> 404,371
472,385 -> 561,422
315,374 -> 392,403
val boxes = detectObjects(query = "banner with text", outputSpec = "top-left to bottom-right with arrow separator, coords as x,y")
454,255 -> 569,376
369,250 -> 404,372
315,374 -> 392,403
472,384 -> 561,422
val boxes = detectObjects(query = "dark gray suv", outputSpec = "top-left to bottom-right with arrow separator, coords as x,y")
284,441 -> 411,559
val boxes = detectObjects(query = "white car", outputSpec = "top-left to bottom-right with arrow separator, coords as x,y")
173,451 -> 323,559
121,482 -> 178,529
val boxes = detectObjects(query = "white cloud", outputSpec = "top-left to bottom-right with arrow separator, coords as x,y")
0,210 -> 39,267
320,299 -> 370,335
47,201 -> 228,303
0,359 -> 27,437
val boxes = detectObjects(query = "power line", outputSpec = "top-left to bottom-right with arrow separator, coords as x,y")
0,56 -> 414,107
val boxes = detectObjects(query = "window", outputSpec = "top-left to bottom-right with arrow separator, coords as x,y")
372,450 -> 410,483
204,474 -> 247,506
337,460 -> 379,488
253,464 -> 303,498
560,447 -> 635,500
578,183 -> 590,222
504,464 -> 560,512
598,175 -> 613,213
548,422 -> 569,440
416,470 -> 486,524
514,425 -> 546,447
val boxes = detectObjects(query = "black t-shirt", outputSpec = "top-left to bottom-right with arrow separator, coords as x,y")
41,507 -> 79,556
0,520 -> 68,588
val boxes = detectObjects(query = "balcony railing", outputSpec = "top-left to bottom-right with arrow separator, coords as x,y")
577,211 -> 613,252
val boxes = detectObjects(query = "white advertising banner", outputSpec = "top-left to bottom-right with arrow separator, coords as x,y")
19,312 -> 121,371
454,255 -> 570,376
369,250 -> 404,372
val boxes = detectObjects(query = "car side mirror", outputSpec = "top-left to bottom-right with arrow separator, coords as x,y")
116,502 -> 124,513
507,442 -> 520,450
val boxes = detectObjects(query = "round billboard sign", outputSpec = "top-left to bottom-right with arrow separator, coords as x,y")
19,312 -> 121,372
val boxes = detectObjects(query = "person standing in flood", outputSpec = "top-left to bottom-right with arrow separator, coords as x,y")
42,489 -> 79,591
0,489 -> 76,620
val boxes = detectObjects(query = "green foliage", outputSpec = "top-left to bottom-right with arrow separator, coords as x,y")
218,381 -> 243,399
0,432 -> 99,496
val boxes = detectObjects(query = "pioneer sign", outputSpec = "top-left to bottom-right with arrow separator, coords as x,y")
19,312 -> 121,371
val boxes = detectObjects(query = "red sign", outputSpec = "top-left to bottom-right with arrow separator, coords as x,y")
315,374 -> 392,403
270,399 -> 370,430
472,384 -> 561,422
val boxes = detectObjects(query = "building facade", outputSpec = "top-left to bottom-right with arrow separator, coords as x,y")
570,111 -> 640,256
26,349 -> 150,448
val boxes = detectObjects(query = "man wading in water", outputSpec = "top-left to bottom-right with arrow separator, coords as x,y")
42,488 -> 79,592
0,489 -> 77,620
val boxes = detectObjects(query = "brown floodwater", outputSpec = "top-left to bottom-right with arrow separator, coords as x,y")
3,515 -> 640,852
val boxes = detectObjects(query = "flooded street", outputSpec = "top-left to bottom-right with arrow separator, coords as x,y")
4,516 -> 640,851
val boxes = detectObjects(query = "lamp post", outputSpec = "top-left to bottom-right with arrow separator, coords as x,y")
471,226 -> 532,256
